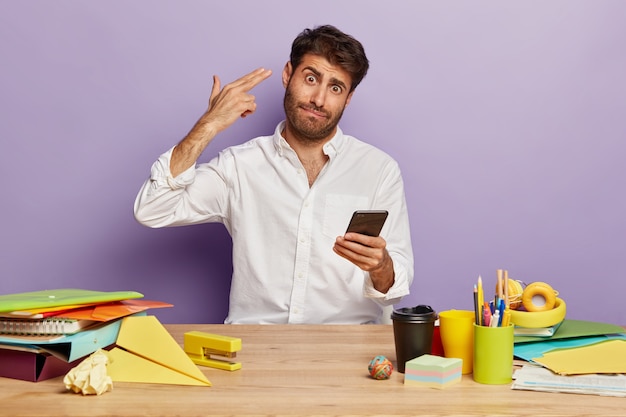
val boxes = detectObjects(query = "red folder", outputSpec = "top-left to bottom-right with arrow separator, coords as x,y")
0,347 -> 82,382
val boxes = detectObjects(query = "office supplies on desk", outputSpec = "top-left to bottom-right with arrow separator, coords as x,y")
2,323 -> 625,416
0,289 -> 144,313
184,331 -> 242,371
106,315 -> 211,387
475,271 -> 565,331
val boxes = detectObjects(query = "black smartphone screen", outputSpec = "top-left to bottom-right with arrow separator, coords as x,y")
345,210 -> 389,237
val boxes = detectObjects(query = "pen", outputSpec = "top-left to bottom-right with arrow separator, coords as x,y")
497,298 -> 505,326
502,308 -> 511,327
490,309 -> 500,327
483,301 -> 492,327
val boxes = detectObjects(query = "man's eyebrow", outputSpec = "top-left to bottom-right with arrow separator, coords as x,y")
302,66 -> 349,91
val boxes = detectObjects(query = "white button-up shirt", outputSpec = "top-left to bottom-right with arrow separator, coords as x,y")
134,122 -> 414,324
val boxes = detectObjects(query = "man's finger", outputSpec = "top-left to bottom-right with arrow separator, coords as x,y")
208,75 -> 221,106
231,67 -> 272,92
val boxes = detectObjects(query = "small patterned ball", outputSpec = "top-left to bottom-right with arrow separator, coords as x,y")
368,355 -> 393,380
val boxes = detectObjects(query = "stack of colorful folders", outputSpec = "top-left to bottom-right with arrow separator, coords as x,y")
512,319 -> 626,396
0,288 -> 172,382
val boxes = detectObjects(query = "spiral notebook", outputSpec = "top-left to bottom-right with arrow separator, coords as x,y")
0,317 -> 97,336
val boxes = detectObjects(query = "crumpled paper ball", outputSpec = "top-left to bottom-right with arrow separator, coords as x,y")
63,349 -> 113,395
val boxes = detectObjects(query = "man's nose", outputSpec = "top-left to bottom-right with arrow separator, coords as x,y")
309,86 -> 326,108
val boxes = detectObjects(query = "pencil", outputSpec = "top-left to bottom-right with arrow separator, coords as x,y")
473,284 -> 479,325
477,276 -> 484,326
503,270 -> 509,309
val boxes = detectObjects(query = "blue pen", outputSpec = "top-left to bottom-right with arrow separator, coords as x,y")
497,298 -> 505,326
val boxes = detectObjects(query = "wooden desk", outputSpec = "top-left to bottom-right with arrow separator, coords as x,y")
0,324 -> 623,416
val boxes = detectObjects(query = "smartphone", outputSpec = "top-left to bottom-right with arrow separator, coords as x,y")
345,210 -> 389,237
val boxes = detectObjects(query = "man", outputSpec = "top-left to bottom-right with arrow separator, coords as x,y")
134,25 -> 414,324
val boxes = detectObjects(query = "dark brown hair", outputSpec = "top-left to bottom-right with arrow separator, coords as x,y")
289,25 -> 369,92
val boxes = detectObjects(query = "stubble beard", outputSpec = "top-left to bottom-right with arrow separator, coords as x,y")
283,87 -> 345,145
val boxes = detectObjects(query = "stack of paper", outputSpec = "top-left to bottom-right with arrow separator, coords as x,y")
513,364 -> 626,397
404,354 -> 462,389
514,319 -> 625,344
514,321 -> 562,337
512,319 -> 626,396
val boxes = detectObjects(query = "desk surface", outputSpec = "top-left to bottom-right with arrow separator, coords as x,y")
0,324 -> 623,417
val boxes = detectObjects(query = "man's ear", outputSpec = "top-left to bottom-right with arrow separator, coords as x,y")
345,90 -> 354,107
282,61 -> 292,88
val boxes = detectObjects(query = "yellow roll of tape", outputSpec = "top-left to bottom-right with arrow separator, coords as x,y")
509,297 -> 566,328
522,282 -> 557,312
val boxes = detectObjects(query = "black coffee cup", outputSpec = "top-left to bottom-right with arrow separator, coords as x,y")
391,305 -> 437,373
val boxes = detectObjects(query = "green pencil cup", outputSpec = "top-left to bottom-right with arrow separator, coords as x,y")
472,323 -> 514,384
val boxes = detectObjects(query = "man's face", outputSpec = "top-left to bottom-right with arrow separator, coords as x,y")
282,54 -> 354,143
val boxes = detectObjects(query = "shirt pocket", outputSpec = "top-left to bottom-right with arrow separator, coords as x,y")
322,194 -> 369,239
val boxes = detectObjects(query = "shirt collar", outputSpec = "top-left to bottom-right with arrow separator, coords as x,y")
273,121 -> 345,158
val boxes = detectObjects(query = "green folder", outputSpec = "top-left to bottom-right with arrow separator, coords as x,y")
515,319 -> 626,344
0,289 -> 144,313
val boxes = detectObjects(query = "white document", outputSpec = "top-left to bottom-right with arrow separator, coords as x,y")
512,364 -> 626,397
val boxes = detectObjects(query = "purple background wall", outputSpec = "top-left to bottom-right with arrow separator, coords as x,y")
1,1 -> 625,324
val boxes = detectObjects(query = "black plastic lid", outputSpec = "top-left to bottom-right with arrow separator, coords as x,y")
391,304 -> 437,323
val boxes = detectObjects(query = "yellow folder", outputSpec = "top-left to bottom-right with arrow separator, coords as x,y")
106,315 -> 211,386
533,339 -> 626,375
